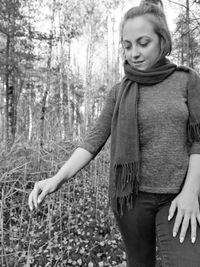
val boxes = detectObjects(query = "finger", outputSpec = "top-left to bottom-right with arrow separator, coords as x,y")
179,214 -> 190,243
28,191 -> 33,211
191,215 -> 197,243
173,211 -> 183,237
168,200 -> 177,221
38,189 -> 48,204
197,213 -> 200,226
33,182 -> 40,209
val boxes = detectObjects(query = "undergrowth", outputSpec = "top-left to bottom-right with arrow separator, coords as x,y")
0,140 -> 161,266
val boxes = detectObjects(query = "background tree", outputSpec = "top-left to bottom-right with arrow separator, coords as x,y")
0,0 -> 33,148
1,1 -> 200,266
168,0 -> 200,69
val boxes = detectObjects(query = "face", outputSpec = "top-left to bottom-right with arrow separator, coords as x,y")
122,15 -> 160,70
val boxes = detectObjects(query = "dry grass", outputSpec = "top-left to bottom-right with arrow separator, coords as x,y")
0,140 -> 127,266
0,140 -> 161,266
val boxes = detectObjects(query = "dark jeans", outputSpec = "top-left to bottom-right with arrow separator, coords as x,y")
114,191 -> 200,267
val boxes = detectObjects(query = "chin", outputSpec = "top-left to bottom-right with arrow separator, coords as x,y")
135,66 -> 147,71
133,63 -> 148,71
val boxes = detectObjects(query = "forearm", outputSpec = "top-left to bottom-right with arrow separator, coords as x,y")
52,85 -> 117,185
53,147 -> 93,184
182,154 -> 200,195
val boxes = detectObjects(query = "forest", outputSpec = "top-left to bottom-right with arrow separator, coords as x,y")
1,0 -> 200,266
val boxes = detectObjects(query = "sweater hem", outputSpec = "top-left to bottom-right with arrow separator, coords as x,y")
139,186 -> 181,194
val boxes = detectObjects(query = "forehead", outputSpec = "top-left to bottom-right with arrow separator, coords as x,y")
122,15 -> 157,40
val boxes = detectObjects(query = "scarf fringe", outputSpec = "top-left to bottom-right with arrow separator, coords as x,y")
110,162 -> 140,217
188,123 -> 200,143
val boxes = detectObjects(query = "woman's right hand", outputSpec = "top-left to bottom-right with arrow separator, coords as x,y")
28,148 -> 93,211
28,177 -> 60,211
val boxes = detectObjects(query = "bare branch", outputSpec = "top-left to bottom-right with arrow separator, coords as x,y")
166,0 -> 186,9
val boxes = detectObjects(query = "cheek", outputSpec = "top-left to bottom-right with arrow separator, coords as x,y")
124,50 -> 131,59
146,45 -> 160,60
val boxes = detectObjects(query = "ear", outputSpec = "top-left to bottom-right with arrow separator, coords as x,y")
120,46 -> 126,61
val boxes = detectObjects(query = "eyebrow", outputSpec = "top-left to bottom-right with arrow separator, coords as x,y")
122,36 -> 151,42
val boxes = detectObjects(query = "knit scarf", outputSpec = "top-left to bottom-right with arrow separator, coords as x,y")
108,58 -> 200,217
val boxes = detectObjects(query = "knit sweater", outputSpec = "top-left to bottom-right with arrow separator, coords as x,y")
78,70 -> 200,194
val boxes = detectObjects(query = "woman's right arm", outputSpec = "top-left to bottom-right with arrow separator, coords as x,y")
28,147 -> 93,211
28,83 -> 119,211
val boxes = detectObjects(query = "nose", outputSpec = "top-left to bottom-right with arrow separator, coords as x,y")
131,46 -> 140,59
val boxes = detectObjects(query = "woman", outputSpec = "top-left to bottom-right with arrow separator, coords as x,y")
29,1 -> 200,266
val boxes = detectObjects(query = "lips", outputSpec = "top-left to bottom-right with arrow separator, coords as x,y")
133,61 -> 144,64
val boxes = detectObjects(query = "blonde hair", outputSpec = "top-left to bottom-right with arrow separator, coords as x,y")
140,0 -> 164,10
120,2 -> 172,61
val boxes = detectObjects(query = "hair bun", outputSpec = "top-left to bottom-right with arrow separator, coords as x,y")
140,0 -> 164,9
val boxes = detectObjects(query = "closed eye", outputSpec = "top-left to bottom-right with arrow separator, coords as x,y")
122,41 -> 131,50
138,38 -> 150,47
140,43 -> 148,47
124,45 -> 131,50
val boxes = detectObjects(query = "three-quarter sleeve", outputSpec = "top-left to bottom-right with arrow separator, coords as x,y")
77,83 -> 119,159
188,142 -> 200,155
187,69 -> 200,155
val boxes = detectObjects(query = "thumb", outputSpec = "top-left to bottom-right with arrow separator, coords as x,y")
38,190 -> 48,204
168,199 -> 177,221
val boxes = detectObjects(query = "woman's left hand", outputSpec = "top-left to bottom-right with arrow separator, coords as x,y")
168,190 -> 200,243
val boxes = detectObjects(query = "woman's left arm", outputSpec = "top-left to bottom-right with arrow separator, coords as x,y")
168,154 -> 200,243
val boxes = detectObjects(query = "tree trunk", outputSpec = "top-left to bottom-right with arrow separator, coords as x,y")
59,8 -> 65,140
5,34 -> 17,148
40,89 -> 48,149
106,14 -> 110,88
28,78 -> 33,142
4,1 -> 21,149
85,19 -> 94,133
0,79 -> 4,142
66,40 -> 73,138
186,0 -> 191,66
111,13 -> 115,85
5,34 -> 11,146
40,0 -> 55,150
181,23 -> 184,65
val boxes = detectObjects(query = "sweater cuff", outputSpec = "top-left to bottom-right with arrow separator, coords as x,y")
76,143 -> 99,159
188,142 -> 200,155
